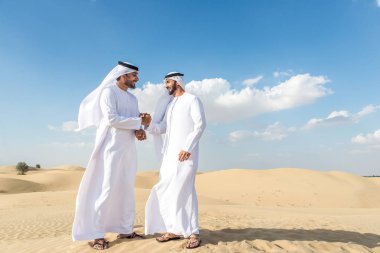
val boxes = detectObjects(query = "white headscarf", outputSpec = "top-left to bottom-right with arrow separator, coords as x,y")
164,72 -> 185,91
76,62 -> 138,131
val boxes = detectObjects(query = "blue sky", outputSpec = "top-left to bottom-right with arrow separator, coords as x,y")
0,0 -> 379,175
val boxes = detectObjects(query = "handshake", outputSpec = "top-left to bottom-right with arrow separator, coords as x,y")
135,113 -> 151,141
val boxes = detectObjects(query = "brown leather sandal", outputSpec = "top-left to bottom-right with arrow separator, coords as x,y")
186,234 -> 201,249
156,233 -> 181,242
89,238 -> 109,250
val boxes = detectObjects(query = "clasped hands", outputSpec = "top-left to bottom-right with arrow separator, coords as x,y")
140,113 -> 151,127
135,113 -> 191,161
135,113 -> 152,141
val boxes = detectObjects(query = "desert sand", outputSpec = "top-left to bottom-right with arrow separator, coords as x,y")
1,165 -> 380,253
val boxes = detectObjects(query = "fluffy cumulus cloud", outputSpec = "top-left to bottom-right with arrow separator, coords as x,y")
190,74 -> 330,122
229,122 -> 295,142
133,73 -> 331,123
305,104 -> 380,129
352,129 -> 380,145
48,121 -> 78,132
133,82 -> 167,114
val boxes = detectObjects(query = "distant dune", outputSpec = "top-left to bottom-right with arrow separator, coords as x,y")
1,167 -> 380,252
196,168 -> 380,208
0,166 -> 84,193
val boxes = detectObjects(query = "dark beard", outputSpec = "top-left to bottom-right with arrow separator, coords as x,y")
125,80 -> 136,89
168,83 -> 177,95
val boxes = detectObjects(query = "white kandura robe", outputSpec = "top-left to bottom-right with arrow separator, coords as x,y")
151,93 -> 173,161
72,84 -> 142,241
145,92 -> 206,237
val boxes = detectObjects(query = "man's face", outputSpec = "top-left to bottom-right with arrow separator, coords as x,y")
122,72 -> 139,89
165,79 -> 177,95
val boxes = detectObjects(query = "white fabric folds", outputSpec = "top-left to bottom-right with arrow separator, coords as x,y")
151,92 -> 173,160
72,84 -> 142,241
145,92 -> 206,237
76,62 -> 137,131
72,61 -> 142,241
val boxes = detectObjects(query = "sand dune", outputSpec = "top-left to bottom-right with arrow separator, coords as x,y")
368,177 -> 380,187
0,178 -> 45,194
0,166 -> 84,193
196,168 -> 380,208
0,166 -> 18,174
0,167 -> 380,253
135,171 -> 159,189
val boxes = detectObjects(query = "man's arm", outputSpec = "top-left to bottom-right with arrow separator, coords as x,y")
100,88 -> 142,130
180,97 -> 206,159
146,109 -> 168,134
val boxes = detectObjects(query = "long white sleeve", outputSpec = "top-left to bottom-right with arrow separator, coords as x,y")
100,88 -> 142,130
182,97 -> 206,153
147,112 -> 167,134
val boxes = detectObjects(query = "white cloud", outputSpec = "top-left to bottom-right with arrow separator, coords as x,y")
305,110 -> 352,129
305,104 -> 379,129
356,104 -> 380,117
133,73 -> 330,123
132,82 -> 167,114
260,122 -> 293,140
352,129 -> 380,145
48,121 -> 78,132
229,122 -> 294,142
273,70 -> 292,78
242,75 -> 263,87
185,73 -> 330,122
377,0 -> 380,8
229,130 -> 253,142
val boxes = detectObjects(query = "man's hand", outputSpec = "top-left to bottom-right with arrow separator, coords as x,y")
135,129 -> 147,141
140,113 -> 151,128
178,150 -> 191,161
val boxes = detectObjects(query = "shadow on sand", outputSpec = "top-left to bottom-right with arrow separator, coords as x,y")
199,228 -> 380,249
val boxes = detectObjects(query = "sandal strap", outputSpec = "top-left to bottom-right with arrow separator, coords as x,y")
156,233 -> 180,241
94,238 -> 108,244
92,239 -> 109,249
186,236 -> 201,249
166,233 -> 180,238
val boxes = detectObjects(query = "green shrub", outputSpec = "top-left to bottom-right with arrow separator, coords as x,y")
16,162 -> 29,175
36,164 -> 41,169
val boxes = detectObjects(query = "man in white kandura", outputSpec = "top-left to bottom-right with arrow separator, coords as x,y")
150,90 -> 173,161
72,61 -> 150,250
145,72 -> 206,249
